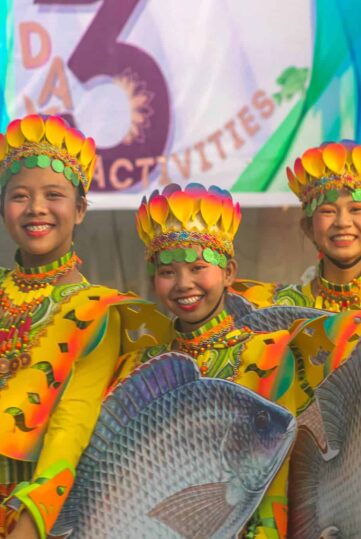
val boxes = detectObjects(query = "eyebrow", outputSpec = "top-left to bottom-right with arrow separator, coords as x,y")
7,183 -> 67,192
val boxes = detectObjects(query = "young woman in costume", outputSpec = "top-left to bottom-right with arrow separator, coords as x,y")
132,183 -> 360,539
0,114 -> 169,539
234,141 -> 361,312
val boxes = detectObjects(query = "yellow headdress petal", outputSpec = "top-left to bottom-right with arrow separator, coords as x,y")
20,114 -> 45,143
230,202 -> 242,236
6,119 -> 25,148
65,127 -> 84,156
45,116 -> 66,147
138,202 -> 152,236
221,197 -> 234,232
200,194 -> 222,227
286,166 -> 300,196
301,148 -> 325,178
294,158 -> 307,185
168,191 -> 194,226
322,143 -> 347,174
149,195 -> 169,232
352,146 -> 361,174
0,135 -> 8,161
135,213 -> 148,245
80,137 -> 96,168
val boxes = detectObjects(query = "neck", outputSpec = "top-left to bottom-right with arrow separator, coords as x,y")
18,245 -> 74,269
320,257 -> 361,284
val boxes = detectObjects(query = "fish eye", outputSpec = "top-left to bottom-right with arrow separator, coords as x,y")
254,410 -> 270,431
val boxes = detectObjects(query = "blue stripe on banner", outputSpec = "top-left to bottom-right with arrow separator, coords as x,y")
0,0 -> 13,131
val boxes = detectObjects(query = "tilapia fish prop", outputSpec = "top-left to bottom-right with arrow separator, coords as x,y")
52,352 -> 296,539
289,342 -> 361,539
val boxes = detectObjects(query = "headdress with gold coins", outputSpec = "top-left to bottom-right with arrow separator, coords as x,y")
0,114 -> 96,193
287,141 -> 361,216
136,183 -> 242,276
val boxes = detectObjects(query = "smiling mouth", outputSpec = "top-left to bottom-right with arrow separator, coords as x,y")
176,295 -> 204,305
331,235 -> 356,241
24,224 -> 53,232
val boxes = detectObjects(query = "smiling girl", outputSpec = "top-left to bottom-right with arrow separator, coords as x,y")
126,181 -> 361,539
0,114 -> 169,539
234,142 -> 361,312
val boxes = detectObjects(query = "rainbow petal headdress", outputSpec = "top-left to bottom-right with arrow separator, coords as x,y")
287,141 -> 361,216
136,184 -> 241,271
0,114 -> 96,193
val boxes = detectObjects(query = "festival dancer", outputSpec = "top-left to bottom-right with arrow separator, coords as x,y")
233,141 -> 361,312
131,183 -> 361,538
0,114 -> 170,539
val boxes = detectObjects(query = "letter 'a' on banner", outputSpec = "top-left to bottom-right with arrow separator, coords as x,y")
0,0 -> 360,209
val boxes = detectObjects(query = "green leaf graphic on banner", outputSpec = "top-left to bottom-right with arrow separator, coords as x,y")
232,0 -> 361,193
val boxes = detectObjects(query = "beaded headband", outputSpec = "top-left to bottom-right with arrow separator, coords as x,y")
136,183 -> 241,273
0,114 -> 96,193
287,141 -> 361,216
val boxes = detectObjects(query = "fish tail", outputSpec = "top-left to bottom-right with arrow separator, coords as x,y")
288,429 -> 323,539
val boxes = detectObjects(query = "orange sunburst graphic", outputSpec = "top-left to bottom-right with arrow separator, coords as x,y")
114,68 -> 154,145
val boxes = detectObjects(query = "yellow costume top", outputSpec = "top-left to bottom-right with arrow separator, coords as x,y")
0,264 -> 171,539
121,295 -> 361,538
231,266 -> 361,313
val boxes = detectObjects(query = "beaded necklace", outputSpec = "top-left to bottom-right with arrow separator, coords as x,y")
317,266 -> 361,312
174,310 -> 252,376
0,247 -> 80,389
12,248 -> 81,292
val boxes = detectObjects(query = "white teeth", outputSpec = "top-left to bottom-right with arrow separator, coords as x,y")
333,235 -> 355,241
26,225 -> 51,231
177,296 -> 202,305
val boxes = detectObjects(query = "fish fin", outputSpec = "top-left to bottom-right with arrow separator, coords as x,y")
319,526 -> 340,538
288,429 -> 324,539
148,482 -> 234,539
316,342 -> 361,452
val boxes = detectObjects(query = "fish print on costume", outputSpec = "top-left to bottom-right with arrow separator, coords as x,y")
52,353 -> 296,539
288,341 -> 361,539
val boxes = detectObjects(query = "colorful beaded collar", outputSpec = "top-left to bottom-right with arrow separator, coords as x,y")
174,310 -> 252,363
13,247 -> 81,291
317,264 -> 361,311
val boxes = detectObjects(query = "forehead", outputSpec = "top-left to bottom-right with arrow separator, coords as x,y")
6,166 -> 74,192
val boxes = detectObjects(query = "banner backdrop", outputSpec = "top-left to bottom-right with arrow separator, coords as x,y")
1,0 -> 361,208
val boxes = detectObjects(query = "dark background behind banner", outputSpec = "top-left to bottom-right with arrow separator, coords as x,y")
1,209 -> 315,307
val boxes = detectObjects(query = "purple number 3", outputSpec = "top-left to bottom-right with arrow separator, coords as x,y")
34,0 -> 171,191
